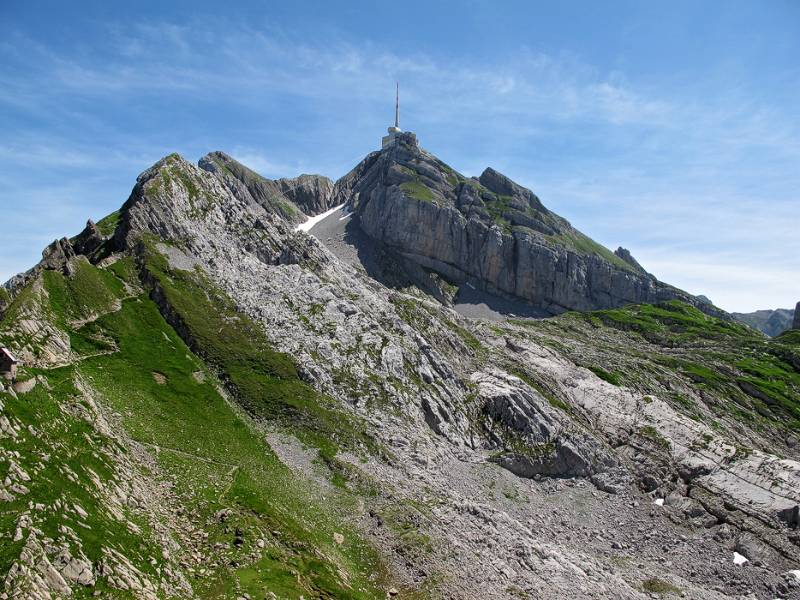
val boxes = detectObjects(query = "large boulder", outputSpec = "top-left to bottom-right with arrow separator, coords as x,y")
472,370 -> 616,480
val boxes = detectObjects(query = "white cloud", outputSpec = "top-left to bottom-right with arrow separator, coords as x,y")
1,19 -> 797,311
638,253 -> 799,313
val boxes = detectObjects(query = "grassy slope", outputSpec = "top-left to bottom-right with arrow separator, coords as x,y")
0,364 -> 164,600
547,230 -> 636,272
139,239 -> 378,464
512,300 -> 800,433
1,256 -> 395,598
96,211 -> 121,236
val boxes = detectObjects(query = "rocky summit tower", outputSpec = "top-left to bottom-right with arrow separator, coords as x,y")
382,82 -> 404,149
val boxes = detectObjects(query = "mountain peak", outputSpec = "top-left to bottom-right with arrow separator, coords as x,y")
331,137 -> 717,316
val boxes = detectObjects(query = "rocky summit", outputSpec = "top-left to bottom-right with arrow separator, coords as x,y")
1,136 -> 799,600
334,132 -> 716,316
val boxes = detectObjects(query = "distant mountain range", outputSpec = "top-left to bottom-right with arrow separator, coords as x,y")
732,307 -> 796,337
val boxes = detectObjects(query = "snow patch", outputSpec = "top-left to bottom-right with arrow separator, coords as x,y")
732,552 -> 748,566
296,204 -> 345,233
788,569 -> 800,581
653,498 -> 664,506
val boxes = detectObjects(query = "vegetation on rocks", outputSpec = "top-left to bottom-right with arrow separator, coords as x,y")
547,230 -> 636,272
2,140 -> 799,599
400,180 -> 437,203
0,255 -> 398,598
139,240 -> 378,462
95,210 -> 121,237
512,300 -> 800,433
43,259 -> 126,324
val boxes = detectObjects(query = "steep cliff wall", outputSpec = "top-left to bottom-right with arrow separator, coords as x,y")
335,132 -> 718,315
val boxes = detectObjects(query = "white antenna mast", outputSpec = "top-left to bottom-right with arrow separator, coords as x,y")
395,82 -> 400,129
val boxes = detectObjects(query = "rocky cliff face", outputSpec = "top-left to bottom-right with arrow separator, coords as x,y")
334,132 -> 715,316
1,147 -> 799,599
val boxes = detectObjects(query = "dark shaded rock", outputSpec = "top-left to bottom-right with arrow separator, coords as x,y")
794,302 -> 800,330
72,219 -> 105,257
737,379 -> 772,403
779,504 -> 799,529
614,247 -> 647,274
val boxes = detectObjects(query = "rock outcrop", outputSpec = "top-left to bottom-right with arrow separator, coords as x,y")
72,219 -> 105,257
40,237 -> 77,275
794,301 -> 800,330
613,246 -> 647,273
276,174 -> 335,216
334,132 -> 718,316
474,370 -> 617,479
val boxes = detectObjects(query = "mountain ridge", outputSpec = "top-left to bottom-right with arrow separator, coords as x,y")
0,139 -> 727,321
1,140 -> 799,599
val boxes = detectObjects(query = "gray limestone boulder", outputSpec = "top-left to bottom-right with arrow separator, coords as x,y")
472,370 -> 616,480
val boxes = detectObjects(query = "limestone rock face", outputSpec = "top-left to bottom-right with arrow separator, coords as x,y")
334,132 -> 718,315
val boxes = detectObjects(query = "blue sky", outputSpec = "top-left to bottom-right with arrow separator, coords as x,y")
1,0 -> 798,312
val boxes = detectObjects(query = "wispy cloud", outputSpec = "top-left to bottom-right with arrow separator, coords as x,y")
1,17 -> 797,312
